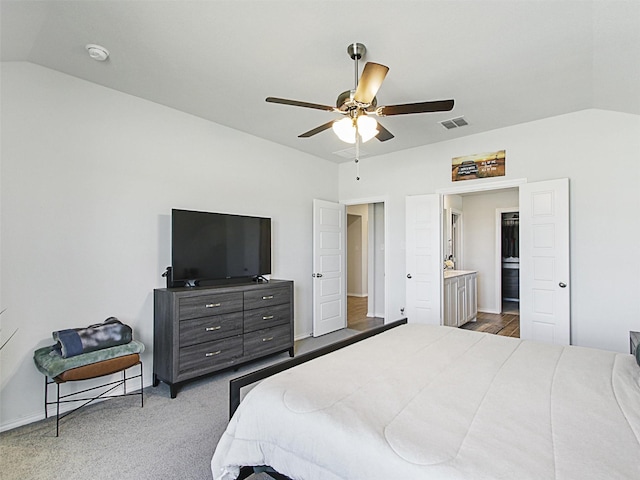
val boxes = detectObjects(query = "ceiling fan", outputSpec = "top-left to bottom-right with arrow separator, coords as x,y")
266,43 -> 455,145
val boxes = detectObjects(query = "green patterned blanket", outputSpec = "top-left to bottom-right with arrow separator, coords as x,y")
34,340 -> 145,378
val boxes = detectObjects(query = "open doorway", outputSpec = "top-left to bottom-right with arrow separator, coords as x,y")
499,210 -> 520,315
346,203 -> 385,331
405,178 -> 569,344
442,188 -> 520,338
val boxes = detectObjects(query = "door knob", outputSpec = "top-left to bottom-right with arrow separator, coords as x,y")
315,273 -> 323,278
559,282 -> 567,288
407,274 -> 412,279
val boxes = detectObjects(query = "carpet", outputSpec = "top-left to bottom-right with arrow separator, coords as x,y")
0,327 -> 363,479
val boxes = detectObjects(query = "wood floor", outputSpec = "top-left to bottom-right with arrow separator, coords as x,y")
347,296 -> 384,331
347,296 -> 519,338
460,301 -> 520,338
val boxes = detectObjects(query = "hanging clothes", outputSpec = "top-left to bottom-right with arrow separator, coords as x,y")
502,217 -> 519,258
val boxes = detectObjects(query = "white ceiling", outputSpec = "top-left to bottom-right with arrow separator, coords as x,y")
2,0 -> 639,163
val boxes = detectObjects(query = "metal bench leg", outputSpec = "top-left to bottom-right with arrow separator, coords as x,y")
56,382 -> 61,437
140,362 -> 144,408
44,376 -> 49,419
42,359 -> 143,437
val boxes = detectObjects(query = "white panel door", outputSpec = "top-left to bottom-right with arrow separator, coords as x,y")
313,199 -> 347,337
519,178 -> 570,344
405,194 -> 441,325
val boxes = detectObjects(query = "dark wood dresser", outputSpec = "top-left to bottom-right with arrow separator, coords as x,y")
630,331 -> 639,356
153,279 -> 293,397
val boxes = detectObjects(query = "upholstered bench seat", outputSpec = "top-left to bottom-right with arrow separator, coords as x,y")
33,340 -> 145,436
54,353 -> 141,382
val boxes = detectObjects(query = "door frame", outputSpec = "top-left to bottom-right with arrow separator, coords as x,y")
495,207 -> 519,314
437,178 -> 527,322
447,207 -> 464,268
342,195 -> 389,324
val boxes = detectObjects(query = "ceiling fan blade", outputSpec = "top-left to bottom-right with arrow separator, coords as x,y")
266,97 -> 335,112
354,62 -> 389,105
298,120 -> 335,138
379,99 -> 454,116
375,122 -> 394,142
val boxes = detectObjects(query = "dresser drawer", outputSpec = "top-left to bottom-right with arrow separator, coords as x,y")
244,303 -> 290,333
630,331 -> 639,355
178,335 -> 243,377
179,312 -> 243,347
179,292 -> 243,320
244,286 -> 290,310
243,324 -> 291,357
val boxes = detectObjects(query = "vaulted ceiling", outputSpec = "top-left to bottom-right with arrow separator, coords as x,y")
2,1 -> 639,163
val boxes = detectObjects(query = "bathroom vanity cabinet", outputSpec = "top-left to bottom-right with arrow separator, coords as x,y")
443,270 -> 477,328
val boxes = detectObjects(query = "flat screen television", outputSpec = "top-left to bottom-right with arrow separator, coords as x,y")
170,209 -> 271,286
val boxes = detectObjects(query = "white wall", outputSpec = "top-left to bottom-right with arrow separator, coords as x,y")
372,203 -> 385,318
339,109 -> 640,354
0,62 -> 338,430
346,204 -> 368,297
346,214 -> 363,296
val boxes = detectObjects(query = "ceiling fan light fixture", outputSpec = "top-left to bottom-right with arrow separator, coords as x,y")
357,115 -> 379,142
332,116 -> 379,144
332,117 -> 357,143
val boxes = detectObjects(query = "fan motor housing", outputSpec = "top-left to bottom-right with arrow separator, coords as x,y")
336,90 -> 377,111
347,43 -> 366,60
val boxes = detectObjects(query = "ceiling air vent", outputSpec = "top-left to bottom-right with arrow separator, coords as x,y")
439,116 -> 469,130
333,146 -> 371,159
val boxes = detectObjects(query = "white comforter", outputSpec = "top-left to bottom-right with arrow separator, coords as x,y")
212,324 -> 640,479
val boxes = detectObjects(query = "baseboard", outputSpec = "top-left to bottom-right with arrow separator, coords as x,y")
478,308 -> 501,314
294,331 -> 312,342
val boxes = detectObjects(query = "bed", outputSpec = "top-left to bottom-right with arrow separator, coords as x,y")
211,323 -> 640,480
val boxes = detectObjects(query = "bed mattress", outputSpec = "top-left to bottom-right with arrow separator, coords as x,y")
212,324 -> 640,479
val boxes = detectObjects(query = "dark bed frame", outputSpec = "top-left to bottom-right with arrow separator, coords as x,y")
227,318 -> 408,480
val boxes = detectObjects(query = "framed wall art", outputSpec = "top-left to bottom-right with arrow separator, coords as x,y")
452,150 -> 506,181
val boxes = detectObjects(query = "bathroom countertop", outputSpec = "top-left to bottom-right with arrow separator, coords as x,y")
444,269 -> 477,279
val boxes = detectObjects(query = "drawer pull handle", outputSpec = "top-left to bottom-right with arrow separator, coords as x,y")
262,295 -> 274,300
262,337 -> 274,342
205,326 -> 221,332
262,315 -> 274,320
205,350 -> 221,357
205,303 -> 221,308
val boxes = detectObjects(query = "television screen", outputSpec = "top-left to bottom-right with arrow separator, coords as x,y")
171,209 -> 271,284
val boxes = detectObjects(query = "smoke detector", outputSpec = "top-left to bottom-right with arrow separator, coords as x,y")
85,44 -> 109,62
